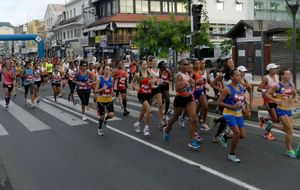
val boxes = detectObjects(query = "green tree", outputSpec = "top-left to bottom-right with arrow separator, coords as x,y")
135,15 -> 212,58
220,39 -> 233,55
286,28 -> 300,49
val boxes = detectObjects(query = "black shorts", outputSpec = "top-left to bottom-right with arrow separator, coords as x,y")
174,95 -> 194,108
34,81 -> 42,88
52,83 -> 61,87
160,84 -> 169,93
77,89 -> 91,106
152,86 -> 161,96
267,103 -> 277,110
98,101 -> 114,115
138,93 -> 152,104
114,89 -> 127,96
3,83 -> 13,92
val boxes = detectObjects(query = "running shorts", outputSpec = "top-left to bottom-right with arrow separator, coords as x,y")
98,101 -> 114,115
174,95 -> 194,108
223,115 -> 245,128
276,108 -> 292,117
138,93 -> 152,104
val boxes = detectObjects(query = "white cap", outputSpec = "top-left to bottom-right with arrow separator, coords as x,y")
237,66 -> 247,72
266,63 -> 279,71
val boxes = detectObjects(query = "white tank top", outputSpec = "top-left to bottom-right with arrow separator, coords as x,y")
266,75 -> 279,89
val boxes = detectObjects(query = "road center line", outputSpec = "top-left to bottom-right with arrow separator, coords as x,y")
42,98 -> 260,190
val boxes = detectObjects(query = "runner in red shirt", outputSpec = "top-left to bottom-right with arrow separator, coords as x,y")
111,60 -> 130,116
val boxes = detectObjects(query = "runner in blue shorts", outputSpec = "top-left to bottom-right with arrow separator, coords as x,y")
217,69 -> 251,163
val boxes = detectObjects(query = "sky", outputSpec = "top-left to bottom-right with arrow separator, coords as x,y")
0,0 -> 67,26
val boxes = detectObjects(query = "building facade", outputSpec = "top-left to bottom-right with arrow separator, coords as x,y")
0,24 -> 15,56
52,0 -> 84,59
84,0 -> 189,59
205,0 -> 254,42
44,4 -> 65,57
254,0 -> 300,21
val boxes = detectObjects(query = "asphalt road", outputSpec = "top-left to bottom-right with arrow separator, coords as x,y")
0,86 -> 299,190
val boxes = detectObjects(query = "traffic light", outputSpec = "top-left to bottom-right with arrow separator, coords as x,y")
192,4 -> 203,32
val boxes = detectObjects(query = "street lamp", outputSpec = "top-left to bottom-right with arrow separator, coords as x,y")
286,0 -> 300,89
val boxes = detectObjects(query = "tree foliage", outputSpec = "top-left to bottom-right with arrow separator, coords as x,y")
220,39 -> 233,55
135,14 -> 212,58
286,28 -> 300,49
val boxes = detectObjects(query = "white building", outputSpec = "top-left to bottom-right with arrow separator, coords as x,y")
44,4 -> 65,57
205,0 -> 254,42
52,0 -> 84,58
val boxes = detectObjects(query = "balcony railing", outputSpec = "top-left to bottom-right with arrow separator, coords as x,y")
107,34 -> 136,44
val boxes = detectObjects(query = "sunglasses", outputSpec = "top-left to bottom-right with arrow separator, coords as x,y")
182,64 -> 189,66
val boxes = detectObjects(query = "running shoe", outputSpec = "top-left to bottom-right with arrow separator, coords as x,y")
133,121 -> 141,133
259,117 -> 264,128
5,104 -> 8,109
123,110 -> 130,116
68,95 -> 71,101
178,115 -> 185,128
82,114 -> 87,121
296,146 -> 300,159
212,136 -> 218,143
217,133 -> 228,148
286,149 -> 296,159
158,120 -> 167,129
188,139 -> 201,150
265,120 -> 273,132
227,153 -> 241,163
98,129 -> 104,136
143,126 -> 150,136
264,132 -> 275,141
225,127 -> 233,137
163,127 -> 169,142
163,115 -> 169,123
194,132 -> 204,142
200,123 -> 210,132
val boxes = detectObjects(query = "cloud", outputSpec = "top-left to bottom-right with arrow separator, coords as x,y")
0,0 -> 66,26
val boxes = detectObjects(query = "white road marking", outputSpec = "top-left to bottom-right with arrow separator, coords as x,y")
36,101 -> 88,126
0,123 -> 9,136
0,101 -> 50,132
42,98 -> 260,190
46,97 -> 121,121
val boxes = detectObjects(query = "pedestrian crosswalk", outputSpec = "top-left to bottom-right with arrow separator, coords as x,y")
0,101 -> 51,132
0,93 -> 170,137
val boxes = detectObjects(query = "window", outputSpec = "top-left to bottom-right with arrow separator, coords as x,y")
71,30 -> 73,38
66,11 -> 69,19
236,3 -> 243,11
107,2 -> 111,16
74,8 -> 76,16
176,2 -> 187,13
74,30 -> 77,37
217,2 -> 224,10
169,2 -> 175,12
120,0 -> 134,13
151,1 -> 161,12
112,0 -> 118,14
100,4 -> 105,16
63,32 -> 66,39
162,1 -> 168,12
70,10 -> 72,18
67,31 -> 70,39
254,2 -> 263,10
136,0 -> 149,14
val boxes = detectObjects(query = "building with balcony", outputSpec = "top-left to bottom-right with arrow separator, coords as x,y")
83,0 -> 189,59
44,4 -> 65,57
254,0 -> 300,21
51,0 -> 84,59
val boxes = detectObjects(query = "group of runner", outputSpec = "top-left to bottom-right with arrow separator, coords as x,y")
1,55 -> 300,162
